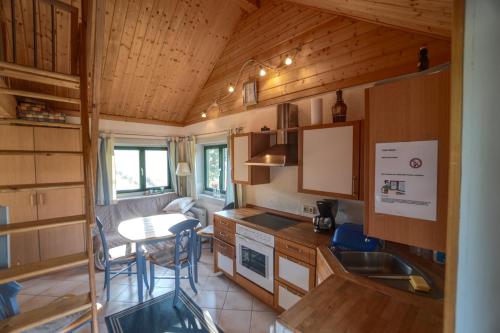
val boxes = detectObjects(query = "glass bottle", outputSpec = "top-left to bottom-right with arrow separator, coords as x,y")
332,90 -> 347,122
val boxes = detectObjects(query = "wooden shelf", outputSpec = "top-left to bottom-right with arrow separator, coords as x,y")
0,253 -> 88,284
0,150 -> 83,155
0,87 -> 80,104
0,293 -> 91,333
0,119 -> 81,129
0,215 -> 86,236
0,181 -> 84,191
0,61 -> 80,90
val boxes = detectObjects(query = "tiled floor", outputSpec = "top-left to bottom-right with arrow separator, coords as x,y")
17,248 -> 277,333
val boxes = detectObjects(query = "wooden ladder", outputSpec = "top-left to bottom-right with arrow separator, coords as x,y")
0,0 -> 104,331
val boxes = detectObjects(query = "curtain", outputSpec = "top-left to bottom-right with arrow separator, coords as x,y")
225,128 -> 245,208
167,137 -> 197,198
96,135 -> 115,205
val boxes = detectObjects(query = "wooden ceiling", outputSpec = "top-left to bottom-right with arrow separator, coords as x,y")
0,0 -> 452,125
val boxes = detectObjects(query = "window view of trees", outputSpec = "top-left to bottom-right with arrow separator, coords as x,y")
204,144 -> 227,194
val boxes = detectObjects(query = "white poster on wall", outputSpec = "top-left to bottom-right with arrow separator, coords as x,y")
375,140 -> 438,221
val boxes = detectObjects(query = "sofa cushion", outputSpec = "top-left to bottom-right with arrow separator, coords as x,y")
163,197 -> 194,213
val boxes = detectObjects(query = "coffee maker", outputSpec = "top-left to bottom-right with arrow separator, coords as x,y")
312,199 -> 338,233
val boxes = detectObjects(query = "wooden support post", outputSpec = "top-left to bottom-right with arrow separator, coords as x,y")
79,0 -> 98,331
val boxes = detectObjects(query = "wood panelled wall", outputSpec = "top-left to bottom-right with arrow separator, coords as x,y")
185,0 -> 451,124
0,0 -> 81,112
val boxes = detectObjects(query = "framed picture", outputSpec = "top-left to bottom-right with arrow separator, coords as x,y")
243,80 -> 258,106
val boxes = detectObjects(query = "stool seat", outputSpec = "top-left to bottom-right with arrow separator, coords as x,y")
197,225 -> 213,237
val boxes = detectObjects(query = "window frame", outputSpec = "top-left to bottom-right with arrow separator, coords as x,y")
203,144 -> 227,194
114,146 -> 171,194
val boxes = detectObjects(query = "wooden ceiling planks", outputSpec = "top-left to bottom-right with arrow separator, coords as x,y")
286,0 -> 452,39
98,0 -> 242,124
184,0 -> 450,123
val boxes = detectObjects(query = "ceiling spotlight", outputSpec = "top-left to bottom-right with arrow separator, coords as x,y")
259,67 -> 267,77
228,84 -> 235,93
201,112 -> 207,118
284,56 -> 293,66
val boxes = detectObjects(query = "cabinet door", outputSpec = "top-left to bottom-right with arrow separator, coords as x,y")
0,125 -> 34,151
214,239 -> 235,277
37,187 -> 85,260
0,191 -> 39,265
316,248 -> 334,285
275,280 -> 303,312
34,127 -> 81,152
276,253 -> 314,293
35,153 -> 83,183
232,134 -> 249,183
299,122 -> 360,199
0,155 -> 36,186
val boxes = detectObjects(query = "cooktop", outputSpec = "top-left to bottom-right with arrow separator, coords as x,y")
242,213 -> 300,231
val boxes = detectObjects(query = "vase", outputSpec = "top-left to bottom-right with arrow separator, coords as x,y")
332,90 -> 347,122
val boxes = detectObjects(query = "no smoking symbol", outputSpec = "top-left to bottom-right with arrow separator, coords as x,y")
409,158 -> 423,168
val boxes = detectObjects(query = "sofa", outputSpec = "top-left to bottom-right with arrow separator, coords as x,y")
94,192 -> 207,270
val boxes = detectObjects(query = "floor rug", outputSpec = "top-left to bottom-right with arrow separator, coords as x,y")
105,290 -> 222,333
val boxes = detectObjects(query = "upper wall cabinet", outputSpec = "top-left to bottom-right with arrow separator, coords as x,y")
34,127 -> 81,152
298,122 -> 361,200
365,70 -> 450,251
231,133 -> 270,185
0,125 -> 34,150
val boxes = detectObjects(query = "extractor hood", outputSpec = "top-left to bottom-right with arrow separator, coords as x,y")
245,103 -> 299,167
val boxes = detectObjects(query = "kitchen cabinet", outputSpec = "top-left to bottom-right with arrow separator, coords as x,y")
0,154 -> 36,186
316,247 -> 334,285
231,133 -> 270,185
298,121 -> 361,200
35,153 -> 83,183
274,280 -> 304,311
214,216 -> 235,245
0,191 -> 39,265
365,69 -> 450,251
275,252 -> 315,293
275,237 -> 316,265
34,127 -> 81,152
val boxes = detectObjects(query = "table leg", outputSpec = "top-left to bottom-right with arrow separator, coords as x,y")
136,241 -> 144,303
193,233 -> 198,283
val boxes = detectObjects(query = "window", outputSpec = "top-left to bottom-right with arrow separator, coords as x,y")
114,147 -> 170,193
204,144 -> 227,194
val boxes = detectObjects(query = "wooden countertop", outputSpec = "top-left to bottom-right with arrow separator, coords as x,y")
278,245 -> 444,333
214,208 -> 330,249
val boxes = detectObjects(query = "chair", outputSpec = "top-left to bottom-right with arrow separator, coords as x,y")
96,216 -> 148,302
148,219 -> 199,306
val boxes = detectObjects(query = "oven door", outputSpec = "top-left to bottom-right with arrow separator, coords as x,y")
236,234 -> 274,293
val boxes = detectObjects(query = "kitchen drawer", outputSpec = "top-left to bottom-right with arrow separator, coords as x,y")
276,238 -> 316,265
214,216 -> 236,233
215,240 -> 235,278
214,225 -> 235,245
276,252 -> 315,293
214,238 -> 234,258
274,280 -> 304,312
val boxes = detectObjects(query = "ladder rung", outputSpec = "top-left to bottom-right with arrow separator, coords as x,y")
0,215 -> 87,236
0,181 -> 84,191
0,253 -> 88,284
0,293 -> 92,333
0,61 -> 80,89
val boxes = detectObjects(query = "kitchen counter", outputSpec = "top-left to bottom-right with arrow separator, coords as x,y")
277,245 -> 444,333
214,207 -> 330,249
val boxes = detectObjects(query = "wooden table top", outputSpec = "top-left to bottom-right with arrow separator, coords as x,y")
117,214 -> 189,242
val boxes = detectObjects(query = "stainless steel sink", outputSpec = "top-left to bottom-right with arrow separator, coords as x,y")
331,249 -> 443,299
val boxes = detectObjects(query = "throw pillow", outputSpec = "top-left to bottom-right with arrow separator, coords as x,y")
163,197 -> 193,213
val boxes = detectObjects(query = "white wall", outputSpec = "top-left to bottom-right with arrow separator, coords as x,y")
455,1 -> 500,332
185,87 -> 368,224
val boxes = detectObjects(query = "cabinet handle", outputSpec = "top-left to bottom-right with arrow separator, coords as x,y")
281,284 -> 302,297
286,244 -> 303,253
38,193 -> 45,205
218,231 -> 226,238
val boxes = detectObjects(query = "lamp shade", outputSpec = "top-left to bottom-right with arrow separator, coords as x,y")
176,162 -> 191,176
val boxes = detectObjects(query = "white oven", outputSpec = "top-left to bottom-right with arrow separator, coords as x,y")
235,224 -> 274,293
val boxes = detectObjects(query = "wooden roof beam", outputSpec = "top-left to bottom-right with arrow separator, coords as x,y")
286,0 -> 451,39
232,0 -> 260,13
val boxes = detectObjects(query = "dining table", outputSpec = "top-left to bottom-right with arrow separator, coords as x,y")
117,213 -> 200,302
